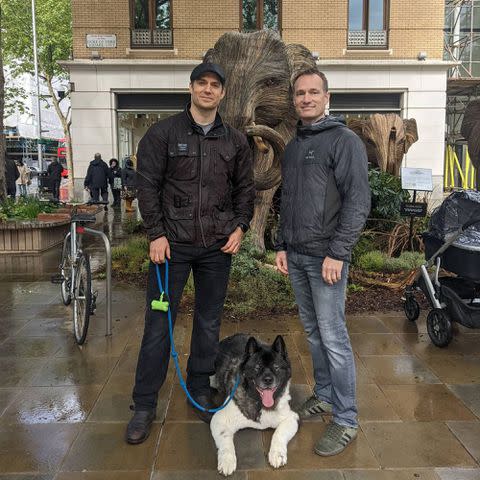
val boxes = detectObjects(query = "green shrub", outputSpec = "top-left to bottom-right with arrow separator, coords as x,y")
122,218 -> 145,234
368,168 -> 410,221
356,249 -> 424,273
112,235 -> 149,274
347,283 -> 365,294
356,250 -> 385,272
399,251 -> 425,269
352,235 -> 376,267
0,197 -> 57,221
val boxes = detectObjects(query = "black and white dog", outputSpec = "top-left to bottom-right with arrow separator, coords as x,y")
210,334 -> 299,476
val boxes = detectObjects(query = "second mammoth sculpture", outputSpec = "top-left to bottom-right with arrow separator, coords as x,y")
347,113 -> 418,176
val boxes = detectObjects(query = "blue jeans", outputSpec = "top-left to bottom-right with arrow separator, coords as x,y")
287,250 -> 357,428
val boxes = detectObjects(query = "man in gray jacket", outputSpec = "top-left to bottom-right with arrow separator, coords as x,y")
275,68 -> 370,456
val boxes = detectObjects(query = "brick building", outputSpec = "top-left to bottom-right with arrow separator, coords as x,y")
62,0 -> 449,195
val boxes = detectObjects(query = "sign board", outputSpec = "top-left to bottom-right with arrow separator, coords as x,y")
86,34 -> 117,48
400,202 -> 428,217
401,167 -> 433,191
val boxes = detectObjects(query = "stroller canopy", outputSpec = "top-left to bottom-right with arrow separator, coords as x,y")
429,190 -> 480,251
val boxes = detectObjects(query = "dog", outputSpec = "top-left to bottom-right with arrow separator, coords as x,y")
210,334 -> 299,476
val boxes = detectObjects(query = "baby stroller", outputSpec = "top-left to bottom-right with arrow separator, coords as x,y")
403,190 -> 480,347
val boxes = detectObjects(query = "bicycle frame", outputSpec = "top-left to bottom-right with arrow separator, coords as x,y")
60,215 -> 112,336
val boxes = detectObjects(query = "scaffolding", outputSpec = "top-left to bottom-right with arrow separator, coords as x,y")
444,0 -> 480,188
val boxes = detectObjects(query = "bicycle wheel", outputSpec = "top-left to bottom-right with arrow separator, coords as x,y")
73,252 -> 92,345
60,236 -> 72,306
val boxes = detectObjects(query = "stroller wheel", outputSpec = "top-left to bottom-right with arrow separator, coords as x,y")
404,295 -> 420,322
427,309 -> 453,348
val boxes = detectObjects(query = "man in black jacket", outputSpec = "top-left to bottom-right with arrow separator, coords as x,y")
5,155 -> 19,198
46,158 -> 64,202
126,62 -> 254,444
275,68 -> 370,456
84,153 -> 112,206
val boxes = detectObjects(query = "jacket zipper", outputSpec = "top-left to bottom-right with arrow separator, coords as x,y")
198,138 -> 207,248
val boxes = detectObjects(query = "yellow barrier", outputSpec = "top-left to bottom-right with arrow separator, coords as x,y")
445,145 -> 477,189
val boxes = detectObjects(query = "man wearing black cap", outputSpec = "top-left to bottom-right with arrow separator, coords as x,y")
126,62 -> 254,444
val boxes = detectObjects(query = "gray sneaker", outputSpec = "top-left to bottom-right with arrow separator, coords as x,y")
314,422 -> 358,456
297,394 -> 333,419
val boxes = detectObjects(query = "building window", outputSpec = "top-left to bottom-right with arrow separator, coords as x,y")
348,0 -> 388,48
130,0 -> 173,48
242,0 -> 280,32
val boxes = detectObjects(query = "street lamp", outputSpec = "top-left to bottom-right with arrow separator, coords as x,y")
31,0 -> 43,171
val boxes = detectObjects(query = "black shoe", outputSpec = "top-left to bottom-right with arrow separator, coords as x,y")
188,393 -> 218,424
126,409 -> 156,444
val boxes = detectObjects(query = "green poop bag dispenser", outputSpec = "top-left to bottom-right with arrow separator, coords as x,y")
151,292 -> 169,312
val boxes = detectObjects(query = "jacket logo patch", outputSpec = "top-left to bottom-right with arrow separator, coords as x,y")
177,143 -> 188,153
305,150 -> 315,162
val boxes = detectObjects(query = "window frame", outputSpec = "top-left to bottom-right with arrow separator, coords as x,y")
347,0 -> 390,50
239,0 -> 282,34
129,0 -> 174,49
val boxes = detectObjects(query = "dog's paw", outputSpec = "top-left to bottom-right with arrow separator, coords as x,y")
268,447 -> 288,468
217,450 -> 237,476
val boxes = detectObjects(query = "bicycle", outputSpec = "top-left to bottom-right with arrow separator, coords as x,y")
52,201 -> 108,344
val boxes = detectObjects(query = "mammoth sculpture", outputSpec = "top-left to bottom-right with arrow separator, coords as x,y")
461,99 -> 480,190
204,30 -> 316,251
347,113 -> 418,176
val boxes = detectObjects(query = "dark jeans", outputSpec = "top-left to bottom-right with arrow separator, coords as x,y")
52,180 -> 61,201
90,187 -> 108,203
111,188 -> 121,206
132,241 -> 232,411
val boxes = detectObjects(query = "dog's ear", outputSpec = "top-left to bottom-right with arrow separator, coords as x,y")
245,336 -> 259,356
272,335 -> 287,357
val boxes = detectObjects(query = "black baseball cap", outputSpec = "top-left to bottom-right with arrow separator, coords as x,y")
190,62 -> 226,85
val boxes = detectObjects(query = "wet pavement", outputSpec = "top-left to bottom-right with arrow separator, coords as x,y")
1,211 -> 480,478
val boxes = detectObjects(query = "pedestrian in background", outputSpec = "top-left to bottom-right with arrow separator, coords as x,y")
47,158 -> 65,202
5,155 -> 19,199
121,158 -> 137,212
84,153 -> 112,209
16,159 -> 31,197
109,158 -> 122,207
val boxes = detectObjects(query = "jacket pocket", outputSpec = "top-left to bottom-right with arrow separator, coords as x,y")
167,143 -> 198,181
163,204 -> 195,242
214,208 -> 236,236
214,147 -> 235,176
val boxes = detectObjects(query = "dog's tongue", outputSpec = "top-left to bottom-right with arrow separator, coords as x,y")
259,388 -> 275,408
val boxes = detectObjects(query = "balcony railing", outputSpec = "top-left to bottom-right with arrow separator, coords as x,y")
348,30 -> 388,48
131,28 -> 173,49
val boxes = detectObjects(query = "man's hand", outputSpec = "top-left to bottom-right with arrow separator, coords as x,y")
275,251 -> 288,275
150,236 -> 170,264
322,256 -> 343,285
221,227 -> 244,255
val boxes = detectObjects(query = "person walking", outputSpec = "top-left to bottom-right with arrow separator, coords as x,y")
5,155 -> 19,199
46,158 -> 64,202
84,153 -> 112,208
275,67 -> 370,456
109,158 -> 122,207
16,159 -> 31,197
121,158 -> 137,212
125,62 -> 254,445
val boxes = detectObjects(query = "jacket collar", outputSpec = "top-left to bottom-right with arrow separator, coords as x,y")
184,103 -> 226,137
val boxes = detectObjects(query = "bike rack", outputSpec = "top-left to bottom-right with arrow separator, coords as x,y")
83,227 -> 112,336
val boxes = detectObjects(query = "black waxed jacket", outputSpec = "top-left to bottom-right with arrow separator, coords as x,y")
136,106 -> 255,246
275,116 -> 371,262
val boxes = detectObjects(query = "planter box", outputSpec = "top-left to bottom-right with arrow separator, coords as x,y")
0,219 -> 70,254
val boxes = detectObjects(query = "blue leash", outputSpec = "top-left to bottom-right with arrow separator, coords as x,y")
154,261 -> 241,413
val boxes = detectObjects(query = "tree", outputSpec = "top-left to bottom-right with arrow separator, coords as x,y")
2,0 -> 73,199
0,4 -> 6,201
